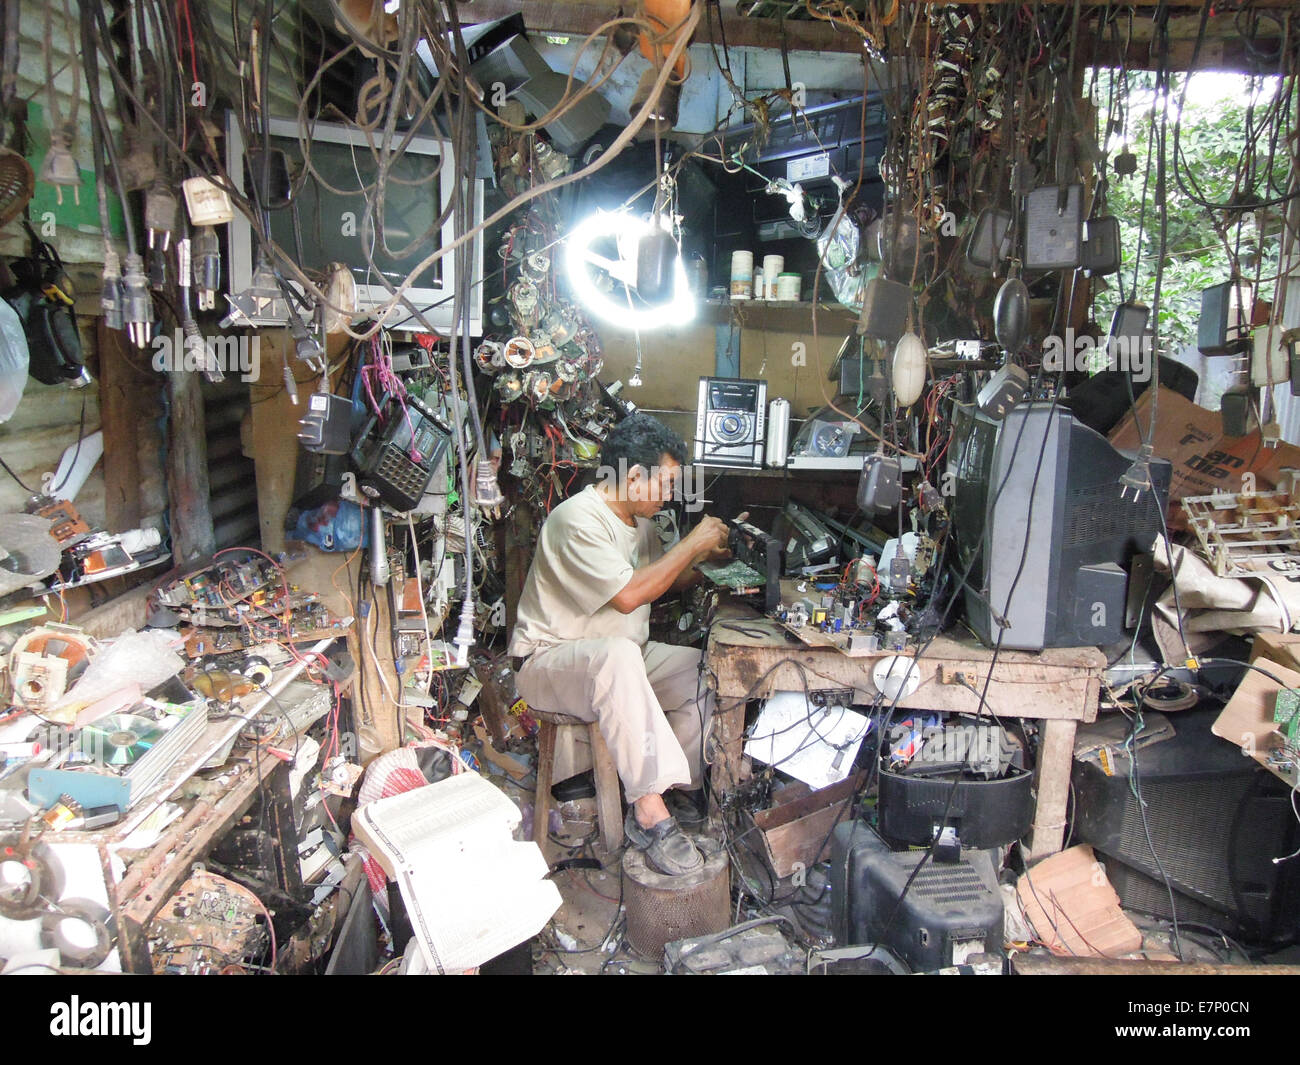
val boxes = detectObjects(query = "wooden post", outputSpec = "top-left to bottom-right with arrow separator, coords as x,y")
165,368 -> 215,562
1026,717 -> 1078,862
97,322 -> 144,531
248,330 -> 299,555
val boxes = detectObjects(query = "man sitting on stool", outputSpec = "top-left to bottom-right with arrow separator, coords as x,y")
509,414 -> 730,876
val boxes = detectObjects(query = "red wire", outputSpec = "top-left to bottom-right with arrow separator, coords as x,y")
178,0 -> 198,89
546,433 -> 556,512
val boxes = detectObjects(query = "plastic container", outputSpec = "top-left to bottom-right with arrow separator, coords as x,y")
730,250 -> 754,300
775,272 -> 801,301
762,254 -> 784,298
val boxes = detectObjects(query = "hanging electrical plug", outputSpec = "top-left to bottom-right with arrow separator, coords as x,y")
120,253 -> 153,348
99,250 -> 123,333
183,319 -> 224,383
283,361 -> 299,405
452,597 -> 476,668
221,254 -> 289,328
38,123 -> 80,205
472,458 -> 505,519
628,328 -> 644,387
144,183 -> 177,252
176,238 -> 222,382
193,226 -> 220,310
1119,442 -> 1155,502
286,300 -> 325,372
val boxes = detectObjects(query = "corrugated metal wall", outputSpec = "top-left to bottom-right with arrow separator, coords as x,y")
205,374 -> 258,548
0,0 -> 158,537
0,0 -> 315,545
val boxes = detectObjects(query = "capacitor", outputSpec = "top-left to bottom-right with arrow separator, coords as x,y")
766,397 -> 791,468
891,332 -> 928,407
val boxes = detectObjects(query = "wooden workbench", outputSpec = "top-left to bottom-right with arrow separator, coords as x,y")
704,614 -> 1105,861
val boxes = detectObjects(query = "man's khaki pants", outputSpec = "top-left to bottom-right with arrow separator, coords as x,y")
515,637 -> 712,802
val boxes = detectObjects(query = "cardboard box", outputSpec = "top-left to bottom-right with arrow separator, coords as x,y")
1109,386 -> 1300,505
1250,631 -> 1300,674
748,772 -> 866,879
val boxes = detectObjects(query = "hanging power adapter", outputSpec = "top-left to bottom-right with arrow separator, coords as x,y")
965,206 -> 1014,271
857,453 -> 902,514
298,392 -> 354,454
856,277 -> 911,342
1107,301 -> 1149,361
1081,216 -> 1121,275
1221,390 -> 1254,438
1198,280 -> 1253,356
977,362 -> 1029,419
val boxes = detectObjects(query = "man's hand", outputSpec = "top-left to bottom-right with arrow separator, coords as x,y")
685,515 -> 730,562
609,514 -> 738,613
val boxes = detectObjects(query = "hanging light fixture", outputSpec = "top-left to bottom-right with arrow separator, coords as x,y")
564,210 -> 695,331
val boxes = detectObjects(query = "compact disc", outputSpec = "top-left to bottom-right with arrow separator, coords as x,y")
78,714 -> 164,766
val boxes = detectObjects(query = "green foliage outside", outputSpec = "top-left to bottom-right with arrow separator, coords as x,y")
1086,70 -> 1292,394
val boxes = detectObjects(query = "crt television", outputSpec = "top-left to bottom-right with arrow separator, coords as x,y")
226,115 -> 484,335
950,402 -> 1171,651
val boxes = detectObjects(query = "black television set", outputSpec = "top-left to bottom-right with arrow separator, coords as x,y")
950,402 -> 1171,650
1072,706 -> 1300,947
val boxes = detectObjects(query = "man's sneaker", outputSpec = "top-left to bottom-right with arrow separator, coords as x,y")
624,808 -> 705,876
664,787 -> 708,830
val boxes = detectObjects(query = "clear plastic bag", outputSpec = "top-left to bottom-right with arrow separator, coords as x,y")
815,199 -> 879,314
0,296 -> 30,423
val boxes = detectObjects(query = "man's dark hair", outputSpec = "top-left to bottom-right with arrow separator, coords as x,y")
599,413 -> 687,480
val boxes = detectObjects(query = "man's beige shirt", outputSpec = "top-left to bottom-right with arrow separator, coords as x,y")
508,485 -> 662,656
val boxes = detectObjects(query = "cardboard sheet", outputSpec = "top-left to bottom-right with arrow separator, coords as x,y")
1109,387 -> 1300,509
1017,844 -> 1144,958
1212,654 -> 1300,788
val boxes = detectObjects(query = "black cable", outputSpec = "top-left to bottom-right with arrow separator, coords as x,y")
80,4 -> 136,257
49,398 -> 87,496
1123,676 -> 1184,960
1171,0 -> 1298,213
0,455 -> 36,495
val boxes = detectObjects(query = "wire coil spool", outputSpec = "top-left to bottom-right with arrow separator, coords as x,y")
0,836 -> 62,921
41,898 -> 115,969
622,836 -> 729,960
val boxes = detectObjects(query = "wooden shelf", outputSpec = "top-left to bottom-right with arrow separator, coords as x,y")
704,297 -> 855,314
697,464 -> 859,478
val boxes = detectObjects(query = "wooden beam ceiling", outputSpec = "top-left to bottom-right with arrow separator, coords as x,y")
455,0 -> 866,54
454,1 -> 1293,72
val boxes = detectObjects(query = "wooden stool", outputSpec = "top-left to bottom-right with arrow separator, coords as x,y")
532,710 -> 623,854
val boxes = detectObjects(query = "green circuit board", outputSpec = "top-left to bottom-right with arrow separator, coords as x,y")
698,560 -> 768,592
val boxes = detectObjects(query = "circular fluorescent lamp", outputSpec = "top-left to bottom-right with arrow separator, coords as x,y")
565,211 -> 695,331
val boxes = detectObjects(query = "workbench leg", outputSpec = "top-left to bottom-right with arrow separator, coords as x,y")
710,701 -> 748,812
1027,717 -> 1077,863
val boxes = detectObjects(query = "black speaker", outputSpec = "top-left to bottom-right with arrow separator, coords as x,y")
1071,707 -> 1300,946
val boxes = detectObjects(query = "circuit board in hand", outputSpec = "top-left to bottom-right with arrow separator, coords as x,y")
699,560 -> 768,593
